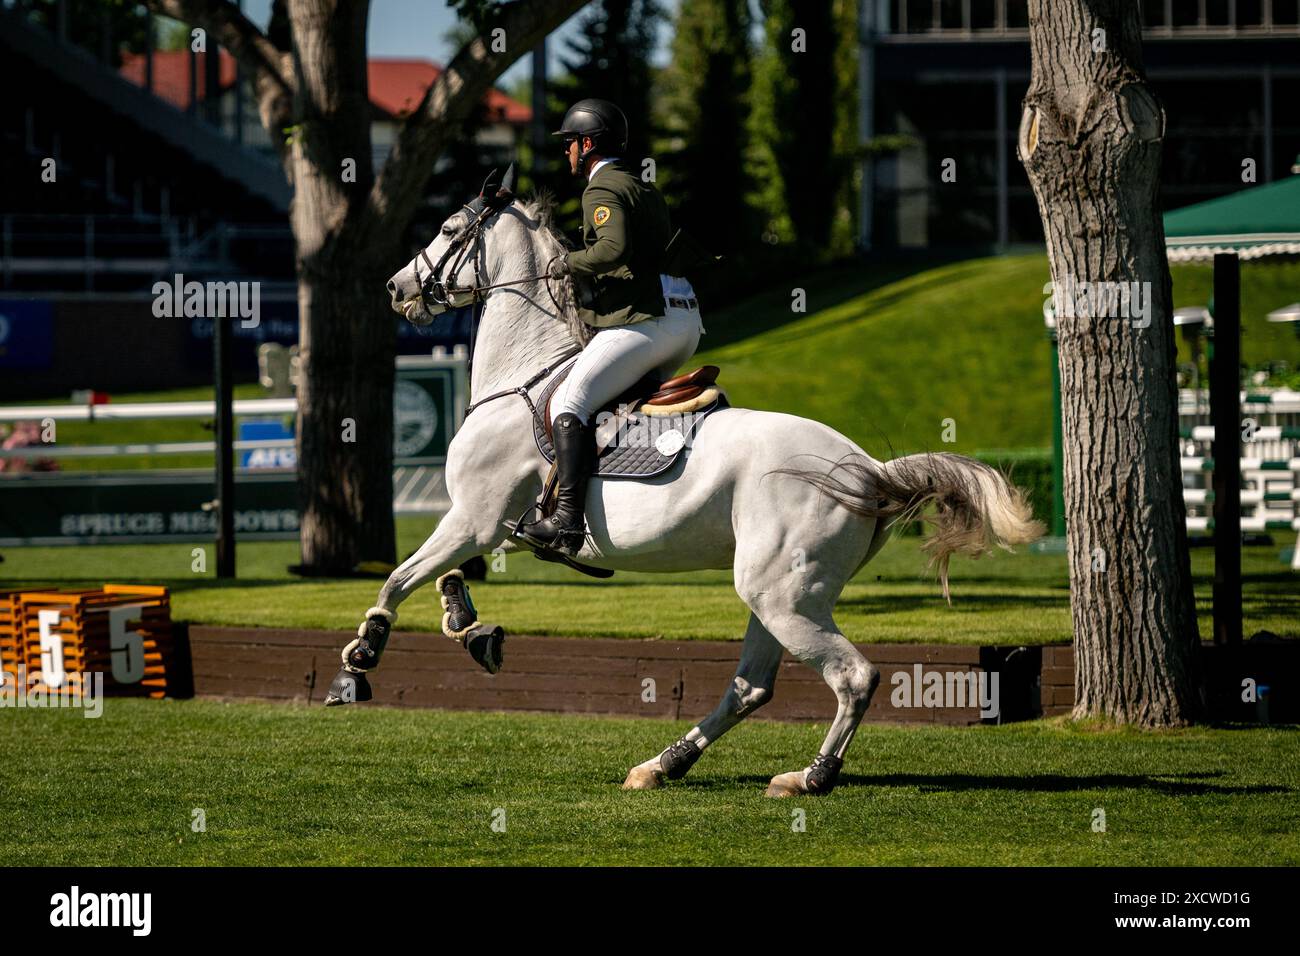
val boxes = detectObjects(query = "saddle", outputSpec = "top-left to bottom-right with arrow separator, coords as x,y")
532,359 -> 727,480
541,365 -> 721,444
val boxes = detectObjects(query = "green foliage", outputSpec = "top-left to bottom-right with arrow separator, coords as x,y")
654,0 -> 757,254
855,133 -> 919,158
23,0 -> 154,67
556,0 -> 666,160
448,0 -> 504,33
748,0 -> 849,255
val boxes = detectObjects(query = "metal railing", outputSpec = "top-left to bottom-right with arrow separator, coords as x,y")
0,215 -> 293,289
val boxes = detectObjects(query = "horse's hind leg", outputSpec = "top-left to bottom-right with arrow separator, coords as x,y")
324,509 -> 501,706
761,611 -> 879,797
622,613 -> 783,790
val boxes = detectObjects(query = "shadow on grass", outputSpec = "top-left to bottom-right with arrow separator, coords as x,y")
836,592 -> 1065,612
689,771 -> 1293,796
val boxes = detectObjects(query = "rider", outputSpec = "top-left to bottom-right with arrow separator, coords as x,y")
514,98 -> 704,556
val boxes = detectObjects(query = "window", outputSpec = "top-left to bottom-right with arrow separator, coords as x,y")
1142,0 -> 1167,29
970,0 -> 997,30
1237,0 -> 1263,27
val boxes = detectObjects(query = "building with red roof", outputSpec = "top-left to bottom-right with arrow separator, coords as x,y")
119,51 -> 531,162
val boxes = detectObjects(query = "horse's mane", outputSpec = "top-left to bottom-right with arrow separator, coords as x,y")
519,192 -> 595,348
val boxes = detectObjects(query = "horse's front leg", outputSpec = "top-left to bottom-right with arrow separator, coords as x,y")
324,509 -> 502,706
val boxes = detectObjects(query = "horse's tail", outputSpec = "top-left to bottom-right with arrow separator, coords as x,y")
771,452 -> 1044,601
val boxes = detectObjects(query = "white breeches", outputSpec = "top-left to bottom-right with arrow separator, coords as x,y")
551,303 -> 704,425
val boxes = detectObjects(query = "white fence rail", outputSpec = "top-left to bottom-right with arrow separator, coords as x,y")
1180,388 -> 1300,569
0,398 -> 298,423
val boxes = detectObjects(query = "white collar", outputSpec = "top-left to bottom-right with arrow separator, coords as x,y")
588,157 -> 619,181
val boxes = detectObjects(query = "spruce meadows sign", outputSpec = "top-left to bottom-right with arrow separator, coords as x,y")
0,358 -> 461,545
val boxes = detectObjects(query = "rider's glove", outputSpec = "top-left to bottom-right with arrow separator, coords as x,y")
548,255 -> 571,280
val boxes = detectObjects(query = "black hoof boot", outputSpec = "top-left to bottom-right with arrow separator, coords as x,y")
659,737 -> 703,781
805,754 -> 844,795
324,668 -> 373,706
346,615 -> 391,671
437,569 -> 480,639
465,624 -> 505,674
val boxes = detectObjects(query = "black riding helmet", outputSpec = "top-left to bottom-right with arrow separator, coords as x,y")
553,98 -> 629,160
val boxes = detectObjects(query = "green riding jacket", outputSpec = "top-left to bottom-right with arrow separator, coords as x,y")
566,159 -> 673,328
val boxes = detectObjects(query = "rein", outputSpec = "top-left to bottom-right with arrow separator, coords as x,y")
462,351 -> 579,419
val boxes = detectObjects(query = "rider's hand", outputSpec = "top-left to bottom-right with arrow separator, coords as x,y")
548,255 -> 571,280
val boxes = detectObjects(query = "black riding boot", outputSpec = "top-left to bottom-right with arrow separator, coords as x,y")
516,412 -> 594,556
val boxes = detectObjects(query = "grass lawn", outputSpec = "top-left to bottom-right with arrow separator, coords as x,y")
0,698 -> 1295,866
1,518 -> 1296,644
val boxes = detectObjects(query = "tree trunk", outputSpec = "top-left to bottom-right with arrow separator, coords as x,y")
289,0 -> 397,573
1018,0 -> 1202,725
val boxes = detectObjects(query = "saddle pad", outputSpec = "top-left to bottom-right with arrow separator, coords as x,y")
533,360 -> 725,478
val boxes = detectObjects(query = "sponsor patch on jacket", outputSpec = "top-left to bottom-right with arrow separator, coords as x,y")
593,205 -> 612,227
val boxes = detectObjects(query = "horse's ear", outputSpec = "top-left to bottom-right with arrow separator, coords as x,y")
481,163 -> 515,210
478,167 -> 502,199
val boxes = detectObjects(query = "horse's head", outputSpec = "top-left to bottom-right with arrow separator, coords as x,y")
386,165 -> 518,327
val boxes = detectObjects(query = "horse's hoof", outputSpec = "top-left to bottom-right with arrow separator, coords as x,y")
323,668 -> 372,706
465,624 -> 505,674
622,763 -> 665,790
764,771 -> 807,798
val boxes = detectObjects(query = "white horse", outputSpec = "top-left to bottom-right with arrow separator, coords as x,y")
328,186 -> 1042,798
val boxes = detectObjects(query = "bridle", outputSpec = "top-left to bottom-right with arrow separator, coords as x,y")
416,194 -> 566,317
409,177 -> 577,416
417,200 -> 503,314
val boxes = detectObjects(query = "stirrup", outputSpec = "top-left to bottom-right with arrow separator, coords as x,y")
511,506 -> 613,578
516,523 -> 585,557
511,501 -> 586,556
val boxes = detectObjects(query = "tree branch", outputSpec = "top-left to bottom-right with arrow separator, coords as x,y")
363,0 -> 588,242
144,0 -> 295,137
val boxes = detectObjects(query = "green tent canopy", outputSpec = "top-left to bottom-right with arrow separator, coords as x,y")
1163,174 -> 1300,262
